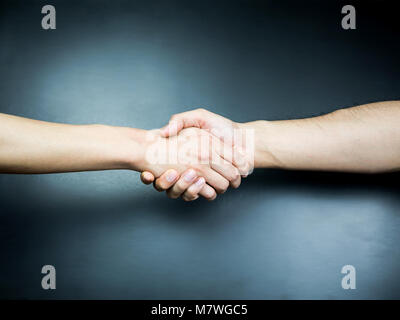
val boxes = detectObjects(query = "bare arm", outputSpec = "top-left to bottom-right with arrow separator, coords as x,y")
242,101 -> 400,173
0,113 -> 146,173
0,113 -> 233,199
146,101 -> 400,201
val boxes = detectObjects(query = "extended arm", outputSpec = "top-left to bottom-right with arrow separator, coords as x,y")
245,101 -> 400,173
0,113 -> 237,200
146,101 -> 400,200
0,113 -> 143,173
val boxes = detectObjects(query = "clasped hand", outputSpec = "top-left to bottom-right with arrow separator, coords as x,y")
139,109 -> 253,201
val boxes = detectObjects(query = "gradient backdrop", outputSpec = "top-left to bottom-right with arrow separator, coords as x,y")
0,0 -> 399,299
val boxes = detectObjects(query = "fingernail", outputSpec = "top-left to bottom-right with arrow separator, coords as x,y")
195,177 -> 205,186
166,170 -> 177,182
144,172 -> 152,180
184,169 -> 196,182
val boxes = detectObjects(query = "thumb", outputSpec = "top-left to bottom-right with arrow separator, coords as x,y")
160,120 -> 182,138
140,171 -> 155,184
161,110 -> 204,137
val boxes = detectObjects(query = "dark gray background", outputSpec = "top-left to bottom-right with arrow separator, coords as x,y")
0,0 -> 399,299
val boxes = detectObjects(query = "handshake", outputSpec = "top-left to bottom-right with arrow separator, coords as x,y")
135,109 -> 255,201
2,102 -> 396,190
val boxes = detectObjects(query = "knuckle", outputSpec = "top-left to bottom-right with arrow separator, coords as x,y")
201,187 -> 214,200
222,171 -> 234,182
227,169 -> 239,182
154,180 -> 165,192
167,190 -> 179,199
159,180 -> 171,190
175,180 -> 187,193
186,189 -> 196,197
216,180 -> 229,194
206,192 -> 217,201
218,188 -> 227,194
231,178 -> 241,189
239,163 -> 249,176
183,194 -> 195,202
244,162 -> 251,173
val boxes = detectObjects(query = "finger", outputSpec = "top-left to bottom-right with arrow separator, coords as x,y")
216,141 -> 250,176
161,109 -> 206,137
166,169 -> 198,199
198,184 -> 217,201
199,166 -> 229,194
232,146 -> 252,176
182,177 -> 205,201
207,135 -> 242,186
140,171 -> 155,185
230,174 -> 241,189
208,134 -> 249,177
210,155 -> 241,186
153,169 -> 179,192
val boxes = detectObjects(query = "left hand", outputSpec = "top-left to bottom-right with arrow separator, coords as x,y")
140,108 -> 252,200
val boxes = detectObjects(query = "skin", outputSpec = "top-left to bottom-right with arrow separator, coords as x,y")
2,101 -> 399,202
142,101 -> 400,200
141,108 -> 254,200
0,113 -> 243,198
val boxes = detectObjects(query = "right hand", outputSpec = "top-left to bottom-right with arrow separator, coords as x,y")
139,126 -> 242,199
141,109 -> 253,200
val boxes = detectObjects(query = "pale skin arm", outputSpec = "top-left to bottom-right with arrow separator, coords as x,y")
246,101 -> 400,173
0,113 -> 141,173
0,113 -> 240,200
146,101 -> 400,198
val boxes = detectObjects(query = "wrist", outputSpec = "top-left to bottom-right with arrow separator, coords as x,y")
111,126 -> 150,171
237,121 -> 280,169
93,124 -> 149,171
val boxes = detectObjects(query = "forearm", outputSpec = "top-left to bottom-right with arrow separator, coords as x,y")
240,101 -> 400,173
0,113 -> 146,174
